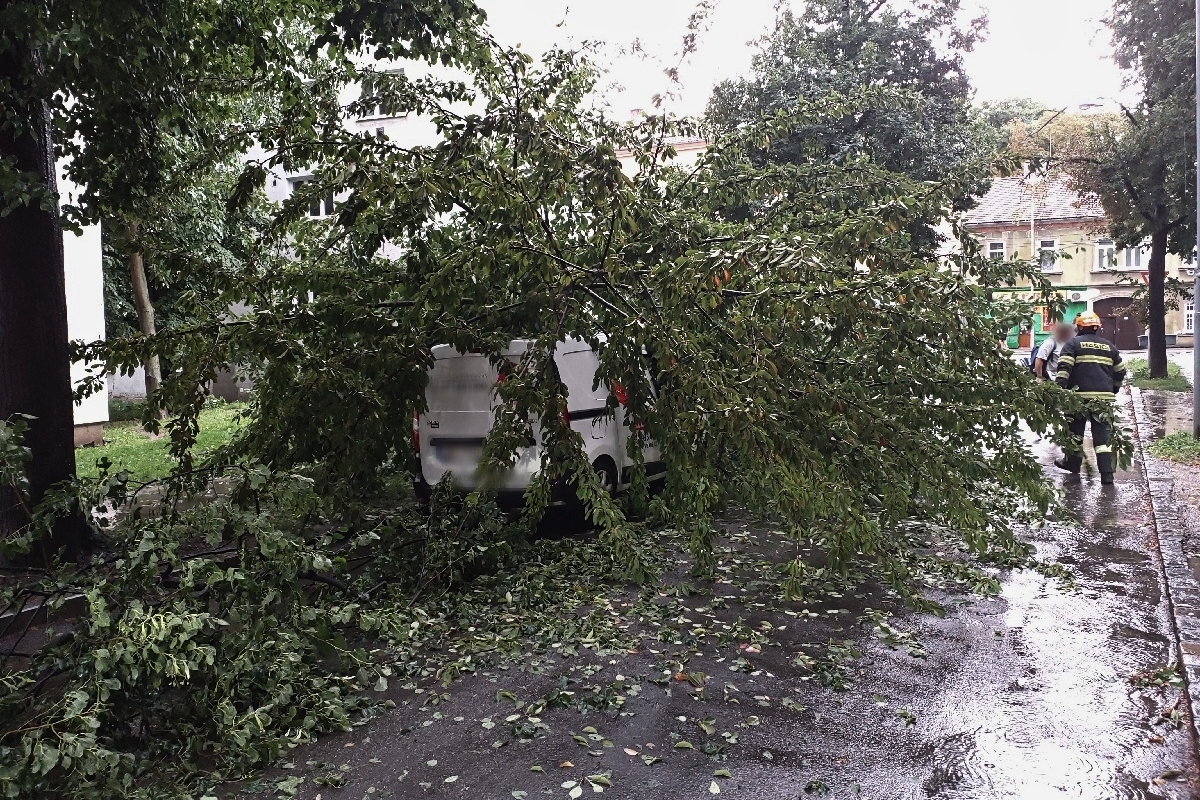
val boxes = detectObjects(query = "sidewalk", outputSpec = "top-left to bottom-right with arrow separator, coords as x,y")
1131,354 -> 1200,768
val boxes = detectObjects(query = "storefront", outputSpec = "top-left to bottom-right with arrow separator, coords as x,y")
995,287 -> 1096,350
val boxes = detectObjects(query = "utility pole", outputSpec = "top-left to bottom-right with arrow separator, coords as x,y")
1194,0 -> 1200,438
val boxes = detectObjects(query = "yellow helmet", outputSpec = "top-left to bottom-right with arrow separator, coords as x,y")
1076,311 -> 1102,328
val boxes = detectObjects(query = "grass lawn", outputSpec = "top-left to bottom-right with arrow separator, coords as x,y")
1148,432 -> 1200,465
1126,358 -> 1192,391
76,402 -> 248,482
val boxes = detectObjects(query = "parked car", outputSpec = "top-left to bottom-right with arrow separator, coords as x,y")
413,338 -> 665,505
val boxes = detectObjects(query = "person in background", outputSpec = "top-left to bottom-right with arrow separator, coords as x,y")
1034,322 -> 1075,381
1054,311 -> 1127,485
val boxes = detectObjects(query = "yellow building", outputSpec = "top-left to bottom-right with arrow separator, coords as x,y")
964,176 -> 1195,351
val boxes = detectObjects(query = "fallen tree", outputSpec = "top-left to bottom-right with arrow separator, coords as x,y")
2,28 -> 1119,800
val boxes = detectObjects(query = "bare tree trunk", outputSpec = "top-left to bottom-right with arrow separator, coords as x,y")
1147,227 -> 1169,378
125,221 -> 162,397
0,34 -> 89,564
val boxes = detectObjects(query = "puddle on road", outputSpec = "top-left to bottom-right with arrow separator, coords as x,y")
910,573 -> 1174,800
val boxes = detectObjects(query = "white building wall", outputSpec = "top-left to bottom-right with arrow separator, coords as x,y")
109,365 -> 147,399
616,139 -> 707,174
58,171 -> 109,430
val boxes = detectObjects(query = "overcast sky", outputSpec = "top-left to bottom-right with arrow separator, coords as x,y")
480,0 -> 1129,117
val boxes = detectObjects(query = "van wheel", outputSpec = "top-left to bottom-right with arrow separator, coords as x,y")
592,456 -> 617,497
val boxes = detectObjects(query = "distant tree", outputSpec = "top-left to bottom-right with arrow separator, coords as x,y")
1005,109 -> 1121,161
706,0 -> 994,244
978,97 -> 1052,131
979,97 -> 1056,163
100,152 -> 278,390
1055,0 -> 1196,377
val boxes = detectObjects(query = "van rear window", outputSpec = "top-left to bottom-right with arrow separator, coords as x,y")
425,356 -> 501,412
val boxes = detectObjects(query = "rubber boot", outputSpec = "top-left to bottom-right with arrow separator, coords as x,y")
1101,473 -> 1115,485
1097,451 -> 1114,485
1054,457 -> 1081,474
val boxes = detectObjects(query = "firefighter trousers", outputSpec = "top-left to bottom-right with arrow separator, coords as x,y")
1062,411 -> 1113,476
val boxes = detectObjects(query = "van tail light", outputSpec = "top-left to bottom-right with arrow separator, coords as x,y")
612,381 -> 628,406
561,404 -> 570,426
411,410 -> 420,453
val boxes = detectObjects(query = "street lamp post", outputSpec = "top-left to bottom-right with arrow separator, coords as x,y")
1194,0 -> 1200,438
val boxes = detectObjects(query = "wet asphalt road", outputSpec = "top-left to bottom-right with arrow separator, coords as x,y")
237,395 -> 1197,800
887,429 -> 1194,800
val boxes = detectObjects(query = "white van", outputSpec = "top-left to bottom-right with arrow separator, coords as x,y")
413,338 -> 664,505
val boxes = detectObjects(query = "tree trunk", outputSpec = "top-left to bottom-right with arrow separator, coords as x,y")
125,222 -> 162,398
0,36 -> 89,563
1147,227 -> 1169,378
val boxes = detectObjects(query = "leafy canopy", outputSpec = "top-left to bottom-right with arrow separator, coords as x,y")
84,48 -> 1072,583
706,0 -> 994,233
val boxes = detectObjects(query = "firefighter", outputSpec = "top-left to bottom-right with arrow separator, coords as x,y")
1053,311 -> 1127,484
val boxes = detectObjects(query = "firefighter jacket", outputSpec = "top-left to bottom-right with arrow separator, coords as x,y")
1055,333 -> 1127,399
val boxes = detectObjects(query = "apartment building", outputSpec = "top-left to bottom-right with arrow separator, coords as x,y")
963,175 -> 1195,351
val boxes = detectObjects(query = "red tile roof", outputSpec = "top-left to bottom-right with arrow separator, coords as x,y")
964,175 -> 1104,226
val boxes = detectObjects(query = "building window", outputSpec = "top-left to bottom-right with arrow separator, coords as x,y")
1187,300 -> 1196,334
988,241 -> 1005,261
1119,244 -> 1145,269
1096,238 -> 1115,271
1038,239 -> 1058,273
359,68 -> 406,121
291,178 -> 334,218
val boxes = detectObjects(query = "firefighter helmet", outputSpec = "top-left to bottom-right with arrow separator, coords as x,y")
1076,311 -> 1102,328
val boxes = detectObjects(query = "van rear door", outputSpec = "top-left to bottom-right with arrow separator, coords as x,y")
556,345 -> 620,470
419,342 -> 536,490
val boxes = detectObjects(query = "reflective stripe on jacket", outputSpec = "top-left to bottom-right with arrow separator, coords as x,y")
1055,333 -> 1126,397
